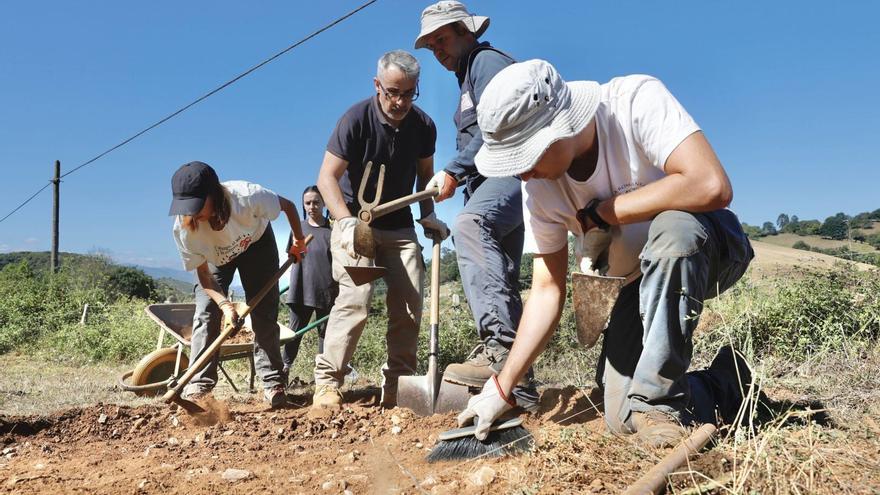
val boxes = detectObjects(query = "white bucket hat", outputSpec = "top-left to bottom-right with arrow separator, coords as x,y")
474,59 -> 601,178
414,1 -> 489,50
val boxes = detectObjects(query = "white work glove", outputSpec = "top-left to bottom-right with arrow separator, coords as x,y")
418,212 -> 450,240
337,216 -> 359,259
456,375 -> 516,441
219,300 -> 240,336
425,170 -> 457,202
575,229 -> 612,275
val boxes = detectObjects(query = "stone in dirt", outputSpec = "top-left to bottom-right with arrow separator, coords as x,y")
589,478 -> 605,492
97,414 -> 107,424
468,466 -> 496,487
321,479 -> 347,491
222,468 -> 252,482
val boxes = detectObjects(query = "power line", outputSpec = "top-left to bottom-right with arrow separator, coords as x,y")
0,0 -> 378,225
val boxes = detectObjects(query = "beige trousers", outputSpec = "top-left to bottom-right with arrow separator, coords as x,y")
314,224 -> 424,397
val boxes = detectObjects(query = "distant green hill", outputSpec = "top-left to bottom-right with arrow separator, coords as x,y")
0,251 -> 190,301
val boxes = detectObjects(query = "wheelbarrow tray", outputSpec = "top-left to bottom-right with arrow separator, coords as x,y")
144,303 -> 296,355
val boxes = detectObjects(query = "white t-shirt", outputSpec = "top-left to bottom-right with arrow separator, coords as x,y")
523,75 -> 700,278
173,180 -> 282,271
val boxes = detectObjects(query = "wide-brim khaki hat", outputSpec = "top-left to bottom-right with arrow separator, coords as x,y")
474,60 -> 601,178
414,1 -> 489,49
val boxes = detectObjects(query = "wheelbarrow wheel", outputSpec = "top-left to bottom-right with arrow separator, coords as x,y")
130,347 -> 189,397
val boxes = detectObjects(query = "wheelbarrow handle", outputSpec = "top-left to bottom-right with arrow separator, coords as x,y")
162,234 -> 313,405
358,187 -> 439,223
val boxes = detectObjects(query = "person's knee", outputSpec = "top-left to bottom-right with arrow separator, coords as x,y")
453,213 -> 481,243
642,211 -> 708,260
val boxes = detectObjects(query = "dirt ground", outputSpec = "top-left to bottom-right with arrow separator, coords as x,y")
0,386 -> 619,495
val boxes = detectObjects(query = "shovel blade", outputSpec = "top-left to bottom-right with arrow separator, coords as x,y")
397,373 -> 438,417
344,266 -> 387,286
169,395 -> 206,414
434,380 -> 474,414
571,272 -> 626,348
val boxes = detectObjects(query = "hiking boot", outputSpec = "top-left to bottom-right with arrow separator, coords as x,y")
443,341 -> 509,387
311,384 -> 343,410
264,385 -> 287,409
708,345 -> 754,425
630,410 -> 689,448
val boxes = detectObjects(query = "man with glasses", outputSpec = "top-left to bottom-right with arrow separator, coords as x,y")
415,1 -> 539,411
312,50 -> 449,411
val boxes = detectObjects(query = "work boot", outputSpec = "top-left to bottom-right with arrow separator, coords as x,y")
630,410 -> 689,448
264,385 -> 287,409
708,345 -> 754,425
181,386 -> 211,402
311,384 -> 343,410
443,340 -> 509,388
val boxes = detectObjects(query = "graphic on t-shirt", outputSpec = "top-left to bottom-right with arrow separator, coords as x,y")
614,181 -> 646,196
460,92 -> 474,112
213,233 -> 253,266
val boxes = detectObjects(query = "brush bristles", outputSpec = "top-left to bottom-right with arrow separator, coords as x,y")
426,425 -> 533,463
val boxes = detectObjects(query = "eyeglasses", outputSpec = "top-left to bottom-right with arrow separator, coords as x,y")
377,80 -> 419,102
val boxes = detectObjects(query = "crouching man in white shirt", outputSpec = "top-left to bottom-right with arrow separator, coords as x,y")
458,60 -> 756,447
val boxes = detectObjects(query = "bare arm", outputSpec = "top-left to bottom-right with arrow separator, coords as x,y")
278,196 -> 305,240
196,262 -> 227,306
317,151 -> 353,221
416,155 -> 436,219
496,246 -> 569,394
596,131 -> 733,226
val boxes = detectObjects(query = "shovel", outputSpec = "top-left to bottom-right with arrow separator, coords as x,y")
571,272 -> 626,348
163,234 -> 313,414
397,232 -> 471,415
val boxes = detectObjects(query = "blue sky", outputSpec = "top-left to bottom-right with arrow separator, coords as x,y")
1,0 -> 877,270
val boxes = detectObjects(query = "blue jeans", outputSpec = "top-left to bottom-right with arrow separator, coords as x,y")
453,176 -> 537,405
595,209 -> 754,433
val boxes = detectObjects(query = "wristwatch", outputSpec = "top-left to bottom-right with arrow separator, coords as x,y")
576,198 -> 610,232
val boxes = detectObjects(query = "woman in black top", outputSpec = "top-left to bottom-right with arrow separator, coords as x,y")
282,186 -> 336,381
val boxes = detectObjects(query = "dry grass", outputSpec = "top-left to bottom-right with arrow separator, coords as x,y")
760,233 -> 877,254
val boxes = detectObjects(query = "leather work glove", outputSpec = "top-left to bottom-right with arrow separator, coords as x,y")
575,229 -> 612,275
417,212 -> 450,241
337,216 -> 359,259
456,375 -> 516,441
288,236 -> 309,263
425,170 -> 457,202
219,300 -> 240,336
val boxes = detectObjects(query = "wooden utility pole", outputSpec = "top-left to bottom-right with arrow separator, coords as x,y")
50,160 -> 60,273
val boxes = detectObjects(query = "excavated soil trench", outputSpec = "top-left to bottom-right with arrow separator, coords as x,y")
0,387 -> 722,494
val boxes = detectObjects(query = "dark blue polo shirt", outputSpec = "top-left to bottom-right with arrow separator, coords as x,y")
327,96 -> 437,231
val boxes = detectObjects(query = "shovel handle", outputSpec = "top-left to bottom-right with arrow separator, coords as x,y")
162,234 -> 312,404
359,187 -> 439,223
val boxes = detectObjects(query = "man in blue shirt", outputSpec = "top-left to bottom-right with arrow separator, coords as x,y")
415,1 -> 538,410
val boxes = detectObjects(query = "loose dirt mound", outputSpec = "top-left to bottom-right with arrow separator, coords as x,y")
0,387 -> 654,494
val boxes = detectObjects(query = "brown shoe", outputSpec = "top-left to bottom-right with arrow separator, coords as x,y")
311,384 -> 342,410
630,411 -> 689,448
443,341 -> 509,387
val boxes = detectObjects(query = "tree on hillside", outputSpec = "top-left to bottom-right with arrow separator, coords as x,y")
107,266 -> 159,301
781,214 -> 800,234
438,247 -> 460,284
741,223 -> 764,238
819,213 -> 849,240
761,221 -> 778,236
777,213 -> 790,230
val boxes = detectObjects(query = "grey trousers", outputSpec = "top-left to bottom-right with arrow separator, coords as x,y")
185,225 -> 285,395
314,226 -> 424,398
596,209 -> 754,433
454,176 -> 538,405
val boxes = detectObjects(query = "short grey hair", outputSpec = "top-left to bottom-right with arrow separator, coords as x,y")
377,50 -> 420,80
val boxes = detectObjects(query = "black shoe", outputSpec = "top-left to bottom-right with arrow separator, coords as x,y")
709,345 -> 754,425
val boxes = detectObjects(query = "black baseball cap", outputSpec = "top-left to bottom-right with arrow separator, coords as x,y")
168,161 -> 220,216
